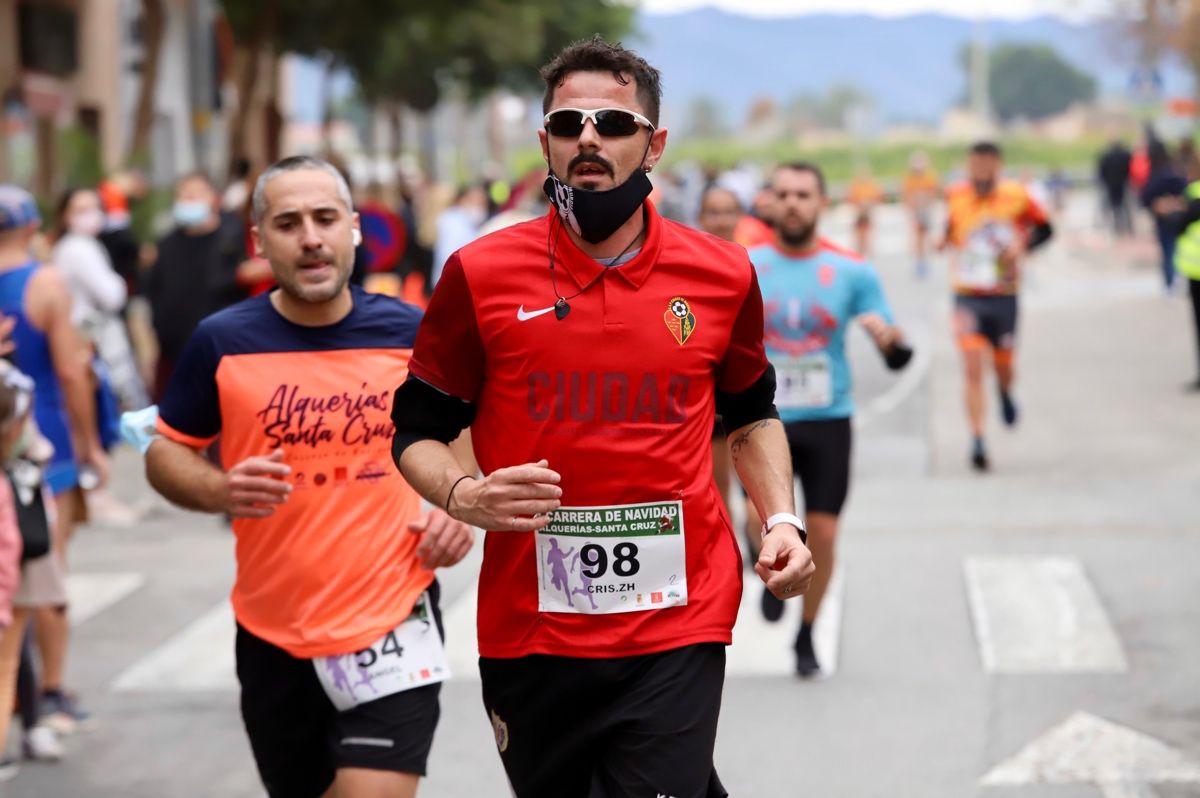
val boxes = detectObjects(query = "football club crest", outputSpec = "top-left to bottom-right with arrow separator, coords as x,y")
490,709 -> 510,753
663,296 -> 696,346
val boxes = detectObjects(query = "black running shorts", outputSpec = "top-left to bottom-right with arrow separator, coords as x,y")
235,582 -> 444,798
479,643 -> 729,798
785,417 -> 853,515
955,294 -> 1019,351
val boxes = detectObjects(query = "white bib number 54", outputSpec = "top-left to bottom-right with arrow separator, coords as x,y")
313,592 -> 449,712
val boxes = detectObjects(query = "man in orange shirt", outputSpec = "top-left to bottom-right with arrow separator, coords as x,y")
940,142 -> 1053,471
902,151 -> 940,278
846,166 -> 885,256
144,156 -> 473,798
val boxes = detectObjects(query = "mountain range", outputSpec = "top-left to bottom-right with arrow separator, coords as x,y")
629,9 -> 1193,126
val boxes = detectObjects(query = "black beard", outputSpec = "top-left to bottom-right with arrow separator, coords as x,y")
779,221 -> 817,249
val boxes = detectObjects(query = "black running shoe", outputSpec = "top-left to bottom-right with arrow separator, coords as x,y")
999,391 -> 1019,426
761,587 -> 785,622
971,438 -> 990,472
794,626 -> 821,678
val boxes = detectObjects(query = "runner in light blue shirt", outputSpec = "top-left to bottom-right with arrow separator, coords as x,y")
745,162 -> 911,679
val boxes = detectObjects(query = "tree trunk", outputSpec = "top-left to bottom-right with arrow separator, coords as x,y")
320,55 -> 336,155
34,114 -> 55,198
0,99 -> 10,184
227,45 -> 260,166
1142,0 -> 1163,66
417,110 -> 436,183
0,0 -> 19,182
263,47 -> 283,163
389,103 -> 405,162
227,1 -> 276,168
486,92 -> 505,168
127,0 -> 165,167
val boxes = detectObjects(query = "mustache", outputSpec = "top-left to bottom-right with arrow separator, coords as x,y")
568,153 -> 614,177
297,253 -> 333,266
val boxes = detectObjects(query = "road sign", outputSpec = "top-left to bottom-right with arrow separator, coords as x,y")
980,712 -> 1200,798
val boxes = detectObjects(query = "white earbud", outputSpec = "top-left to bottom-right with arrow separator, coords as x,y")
352,228 -> 362,247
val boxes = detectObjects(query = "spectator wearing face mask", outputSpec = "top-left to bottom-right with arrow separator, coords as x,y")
50,188 -> 127,329
145,172 -> 247,400
431,184 -> 489,287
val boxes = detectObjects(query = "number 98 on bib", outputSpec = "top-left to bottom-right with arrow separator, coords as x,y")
535,501 -> 688,615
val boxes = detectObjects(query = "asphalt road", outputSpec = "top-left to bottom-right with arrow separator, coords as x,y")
6,192 -> 1199,798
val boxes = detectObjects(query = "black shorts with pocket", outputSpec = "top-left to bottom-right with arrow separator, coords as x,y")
955,294 -> 1019,351
786,417 -> 853,515
479,643 -> 729,798
235,581 -> 444,798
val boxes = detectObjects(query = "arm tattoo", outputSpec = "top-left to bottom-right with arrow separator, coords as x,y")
729,420 -> 771,458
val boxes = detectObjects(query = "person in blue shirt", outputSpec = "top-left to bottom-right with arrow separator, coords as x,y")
748,162 -> 911,678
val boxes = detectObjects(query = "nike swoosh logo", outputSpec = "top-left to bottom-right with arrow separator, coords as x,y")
517,304 -> 556,322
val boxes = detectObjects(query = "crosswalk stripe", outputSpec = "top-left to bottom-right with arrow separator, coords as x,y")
103,566 -> 849,691
66,572 -> 146,626
104,551 -> 1124,692
111,601 -> 238,692
964,556 -> 1127,673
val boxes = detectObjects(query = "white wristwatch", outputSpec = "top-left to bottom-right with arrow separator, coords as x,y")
762,512 -> 808,545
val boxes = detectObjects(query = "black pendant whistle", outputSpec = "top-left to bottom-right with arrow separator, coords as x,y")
554,298 -> 570,320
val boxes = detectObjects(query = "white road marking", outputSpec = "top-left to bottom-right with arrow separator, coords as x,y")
67,572 -> 146,626
980,711 -> 1200,792
1100,784 -> 1160,798
855,324 -> 931,430
112,601 -> 237,692
964,556 -> 1127,673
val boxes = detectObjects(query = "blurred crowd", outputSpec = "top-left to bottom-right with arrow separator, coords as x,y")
0,126 -> 1199,773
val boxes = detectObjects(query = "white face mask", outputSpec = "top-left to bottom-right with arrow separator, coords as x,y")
69,208 -> 105,238
464,206 -> 487,226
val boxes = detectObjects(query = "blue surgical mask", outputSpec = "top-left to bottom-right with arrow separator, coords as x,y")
173,200 -> 212,228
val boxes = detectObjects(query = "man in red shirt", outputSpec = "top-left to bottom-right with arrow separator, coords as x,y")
391,37 -> 814,797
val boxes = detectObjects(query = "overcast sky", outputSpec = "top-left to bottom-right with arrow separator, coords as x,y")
637,0 -> 1114,21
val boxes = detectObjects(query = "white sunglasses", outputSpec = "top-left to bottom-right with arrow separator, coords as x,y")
543,107 -> 655,138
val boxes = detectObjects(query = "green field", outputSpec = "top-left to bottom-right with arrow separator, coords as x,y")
661,137 -> 1107,181
511,136 -> 1109,187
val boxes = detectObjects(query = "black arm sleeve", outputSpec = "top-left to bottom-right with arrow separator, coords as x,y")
1026,221 -> 1053,253
883,342 -> 914,371
715,364 -> 780,435
390,377 -> 477,468
1179,198 -> 1200,233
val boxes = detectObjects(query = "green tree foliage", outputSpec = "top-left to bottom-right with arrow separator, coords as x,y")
220,0 -> 633,109
964,42 -> 1098,121
346,0 -> 635,109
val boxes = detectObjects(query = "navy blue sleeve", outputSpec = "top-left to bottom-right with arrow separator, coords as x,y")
157,323 -> 222,446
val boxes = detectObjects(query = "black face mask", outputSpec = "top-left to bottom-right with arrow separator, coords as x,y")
972,179 -> 996,196
543,168 -> 653,244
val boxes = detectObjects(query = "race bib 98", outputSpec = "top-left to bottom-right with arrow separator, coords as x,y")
536,501 -> 687,615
